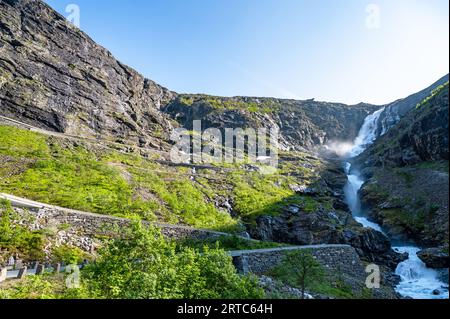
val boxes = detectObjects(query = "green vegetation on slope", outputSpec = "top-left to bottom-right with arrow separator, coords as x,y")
0,222 -> 264,299
416,81 -> 449,109
0,125 -> 238,231
0,125 -> 328,232
230,171 -> 295,219
229,170 -> 322,222
0,199 -> 92,264
361,163 -> 448,246
178,95 -> 280,114
0,199 -> 45,262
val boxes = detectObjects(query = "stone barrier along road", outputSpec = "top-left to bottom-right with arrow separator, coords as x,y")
0,193 -> 228,241
0,193 -> 366,283
230,245 -> 366,281
3,264 -> 78,282
228,244 -> 350,257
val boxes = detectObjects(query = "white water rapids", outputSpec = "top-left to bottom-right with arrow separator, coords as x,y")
343,108 -> 449,299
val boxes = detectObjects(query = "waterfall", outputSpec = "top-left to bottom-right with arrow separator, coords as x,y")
348,107 -> 385,158
394,247 -> 449,299
343,108 -> 386,231
343,108 -> 449,299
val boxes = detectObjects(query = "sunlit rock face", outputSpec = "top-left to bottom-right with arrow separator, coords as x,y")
376,74 -> 449,139
163,95 -> 380,152
0,0 -> 176,149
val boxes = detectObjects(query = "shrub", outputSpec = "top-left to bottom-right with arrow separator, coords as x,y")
82,222 -> 264,299
0,199 -> 45,261
269,250 -> 325,299
51,244 -> 91,265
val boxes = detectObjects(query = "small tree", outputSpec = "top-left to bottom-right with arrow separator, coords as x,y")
275,250 -> 324,299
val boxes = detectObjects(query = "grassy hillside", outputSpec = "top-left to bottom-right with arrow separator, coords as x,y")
0,125 -> 334,233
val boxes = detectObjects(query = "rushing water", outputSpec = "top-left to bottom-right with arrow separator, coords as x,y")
343,108 -> 449,299
394,247 -> 449,299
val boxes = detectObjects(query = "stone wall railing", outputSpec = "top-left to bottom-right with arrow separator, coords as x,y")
230,245 -> 366,280
1,193 -> 367,289
32,206 -> 227,241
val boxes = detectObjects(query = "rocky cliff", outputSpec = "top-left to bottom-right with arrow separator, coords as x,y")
164,95 -> 379,152
376,74 -> 449,138
357,82 -> 449,249
358,81 -> 449,167
0,0 -> 176,149
0,0 -> 383,154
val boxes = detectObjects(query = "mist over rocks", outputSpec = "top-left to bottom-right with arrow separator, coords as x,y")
163,95 -> 380,152
356,81 -> 449,248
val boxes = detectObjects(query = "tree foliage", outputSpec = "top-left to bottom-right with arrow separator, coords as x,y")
82,222 -> 264,299
270,250 -> 324,299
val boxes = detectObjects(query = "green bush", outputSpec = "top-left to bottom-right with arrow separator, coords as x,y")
51,244 -> 91,265
0,199 -> 45,261
0,274 -> 92,299
416,81 -> 449,109
0,275 -> 57,299
83,222 -> 264,299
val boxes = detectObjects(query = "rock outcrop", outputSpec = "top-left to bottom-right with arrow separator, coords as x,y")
358,81 -> 449,167
357,81 -> 449,248
0,0 -> 176,149
163,95 -> 380,152
376,74 -> 449,138
417,247 -> 449,269
251,210 -> 406,269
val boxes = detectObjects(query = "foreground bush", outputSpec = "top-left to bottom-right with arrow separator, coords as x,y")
83,222 -> 264,299
0,221 -> 264,299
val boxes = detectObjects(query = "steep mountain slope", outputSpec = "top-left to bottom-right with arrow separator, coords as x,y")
357,82 -> 449,249
0,0 -> 176,149
376,74 -> 449,137
0,0 -> 383,154
164,95 -> 379,151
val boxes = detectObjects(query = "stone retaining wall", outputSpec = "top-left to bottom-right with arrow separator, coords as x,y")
32,206 -> 226,240
231,245 -> 366,281
5,205 -> 226,254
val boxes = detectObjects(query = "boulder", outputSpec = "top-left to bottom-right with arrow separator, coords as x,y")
289,185 -> 317,195
417,247 -> 449,269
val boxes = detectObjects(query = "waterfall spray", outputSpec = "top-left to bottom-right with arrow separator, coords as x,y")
343,108 -> 449,299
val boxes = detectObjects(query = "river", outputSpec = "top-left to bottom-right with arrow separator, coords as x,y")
343,108 -> 449,299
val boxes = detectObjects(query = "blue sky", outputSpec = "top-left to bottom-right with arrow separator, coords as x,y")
45,0 -> 449,105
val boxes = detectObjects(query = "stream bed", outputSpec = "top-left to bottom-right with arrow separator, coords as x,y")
343,108 -> 449,299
